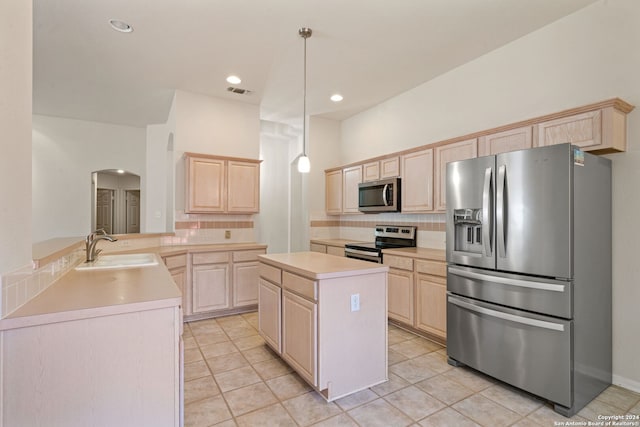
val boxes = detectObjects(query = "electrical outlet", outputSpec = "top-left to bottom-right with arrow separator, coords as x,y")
350,294 -> 360,312
225,230 -> 231,239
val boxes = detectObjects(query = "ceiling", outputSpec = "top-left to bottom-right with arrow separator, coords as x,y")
33,0 -> 599,128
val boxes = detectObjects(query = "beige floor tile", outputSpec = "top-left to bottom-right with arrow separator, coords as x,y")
388,331 -> 411,345
595,385 -> 640,412
215,366 -> 262,392
453,394 -> 521,427
578,397 -> 626,421
282,391 -> 343,426
183,324 -> 194,338
212,420 -> 237,427
200,341 -> 240,359
235,403 -> 297,427
410,352 -> 453,374
194,331 -> 232,347
335,388 -> 379,411
232,334 -> 265,351
509,418 -> 541,427
217,315 -> 251,328
390,337 -> 441,358
526,404 -> 589,426
370,372 -> 411,397
184,347 -> 204,364
252,357 -> 293,380
190,320 -> 224,335
185,395 -> 231,427
223,382 -> 278,417
418,407 -> 481,427
184,335 -> 199,350
347,398 -> 413,427
480,383 -> 543,416
389,357 -> 440,384
388,348 -> 410,366
185,360 -> 213,382
206,353 -> 250,374
223,324 -> 258,340
384,385 -> 446,421
630,401 -> 640,415
415,373 -> 475,405
310,413 -> 359,426
388,326 -> 419,341
241,345 -> 278,364
265,372 -> 313,401
442,367 -> 495,392
185,375 -> 221,404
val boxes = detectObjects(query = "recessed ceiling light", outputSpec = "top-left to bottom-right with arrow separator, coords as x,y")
226,75 -> 242,85
109,19 -> 133,33
330,94 -> 344,102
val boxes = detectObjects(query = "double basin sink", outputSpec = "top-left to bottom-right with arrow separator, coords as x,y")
75,253 -> 159,271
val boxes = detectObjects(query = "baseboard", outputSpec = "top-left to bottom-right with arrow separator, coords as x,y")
612,374 -> 640,394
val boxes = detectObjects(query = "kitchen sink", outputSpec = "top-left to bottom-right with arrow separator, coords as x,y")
75,253 -> 159,270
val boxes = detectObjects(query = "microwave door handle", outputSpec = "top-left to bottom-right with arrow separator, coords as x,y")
382,184 -> 389,206
496,164 -> 507,258
482,167 -> 493,256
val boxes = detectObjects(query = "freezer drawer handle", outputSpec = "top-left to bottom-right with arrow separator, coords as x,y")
449,296 -> 565,331
448,267 -> 566,292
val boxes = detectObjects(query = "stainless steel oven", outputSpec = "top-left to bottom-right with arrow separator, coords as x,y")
345,225 -> 416,263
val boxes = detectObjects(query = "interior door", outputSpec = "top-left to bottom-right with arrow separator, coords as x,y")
496,144 -> 572,278
126,190 -> 141,233
96,188 -> 114,234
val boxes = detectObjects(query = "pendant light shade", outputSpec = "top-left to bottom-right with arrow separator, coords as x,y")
298,27 -> 312,173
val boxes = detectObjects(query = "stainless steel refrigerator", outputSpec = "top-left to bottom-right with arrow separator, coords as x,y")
445,143 -> 612,417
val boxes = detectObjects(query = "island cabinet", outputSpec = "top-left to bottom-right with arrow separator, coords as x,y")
185,153 -> 261,214
187,245 -> 267,320
163,253 -> 188,311
383,248 -> 447,344
258,252 -> 389,401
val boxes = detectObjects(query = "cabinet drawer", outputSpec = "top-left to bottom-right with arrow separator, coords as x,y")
415,260 -> 446,277
233,249 -> 266,263
384,254 -> 413,271
326,245 -> 344,257
259,263 -> 282,285
282,271 -> 317,301
192,251 -> 230,265
163,254 -> 187,269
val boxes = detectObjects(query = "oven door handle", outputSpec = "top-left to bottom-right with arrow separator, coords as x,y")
345,248 -> 379,258
448,296 -> 565,332
448,267 -> 566,292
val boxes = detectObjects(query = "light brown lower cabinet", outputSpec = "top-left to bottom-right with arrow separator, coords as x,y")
383,251 -> 447,343
258,278 -> 281,352
282,290 -> 318,386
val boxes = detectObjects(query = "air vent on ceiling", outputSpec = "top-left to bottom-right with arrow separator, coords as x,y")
227,86 -> 253,95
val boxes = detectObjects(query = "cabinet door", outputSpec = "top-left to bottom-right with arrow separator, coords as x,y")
233,261 -> 259,307
415,274 -> 447,339
342,165 -> 362,214
310,243 -> 327,253
401,149 -> 434,212
536,110 -> 602,150
192,263 -> 230,313
387,268 -> 414,325
325,170 -> 343,214
258,278 -> 282,353
363,161 -> 380,182
478,126 -> 532,157
227,160 -> 260,213
434,139 -> 478,212
380,157 -> 400,179
186,156 -> 226,213
282,290 -> 317,386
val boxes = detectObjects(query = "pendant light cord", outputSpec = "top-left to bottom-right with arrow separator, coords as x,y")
303,33 -> 307,157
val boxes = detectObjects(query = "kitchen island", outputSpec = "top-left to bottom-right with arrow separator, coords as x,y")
258,251 -> 389,401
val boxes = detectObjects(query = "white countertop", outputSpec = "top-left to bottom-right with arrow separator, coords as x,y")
259,251 -> 388,280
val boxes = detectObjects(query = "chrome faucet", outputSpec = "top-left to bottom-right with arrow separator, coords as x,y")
85,229 -> 118,262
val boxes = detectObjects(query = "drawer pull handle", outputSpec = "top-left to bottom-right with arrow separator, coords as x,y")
448,267 -> 566,292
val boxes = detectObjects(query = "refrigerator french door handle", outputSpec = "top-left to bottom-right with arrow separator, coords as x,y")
482,167 -> 493,256
382,184 -> 389,206
448,296 -> 565,331
448,267 -> 566,292
496,164 -> 507,258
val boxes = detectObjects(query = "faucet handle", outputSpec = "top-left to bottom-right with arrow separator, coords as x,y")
94,228 -> 107,236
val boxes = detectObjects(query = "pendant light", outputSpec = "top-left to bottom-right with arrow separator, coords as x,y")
297,27 -> 312,173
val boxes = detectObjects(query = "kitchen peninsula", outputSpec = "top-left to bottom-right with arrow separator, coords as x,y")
258,251 -> 389,401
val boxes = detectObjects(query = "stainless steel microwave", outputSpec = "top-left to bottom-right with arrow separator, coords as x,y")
358,177 -> 401,213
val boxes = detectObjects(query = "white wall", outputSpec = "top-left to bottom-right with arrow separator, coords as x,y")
339,0 -> 640,390
0,0 -> 32,275
32,115 -> 146,242
308,117 -> 342,217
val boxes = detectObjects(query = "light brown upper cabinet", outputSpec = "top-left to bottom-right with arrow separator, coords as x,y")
401,149 -> 434,213
434,138 -> 478,212
478,126 -> 533,157
325,169 -> 343,215
185,153 -> 260,214
363,157 -> 400,182
342,165 -> 363,214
